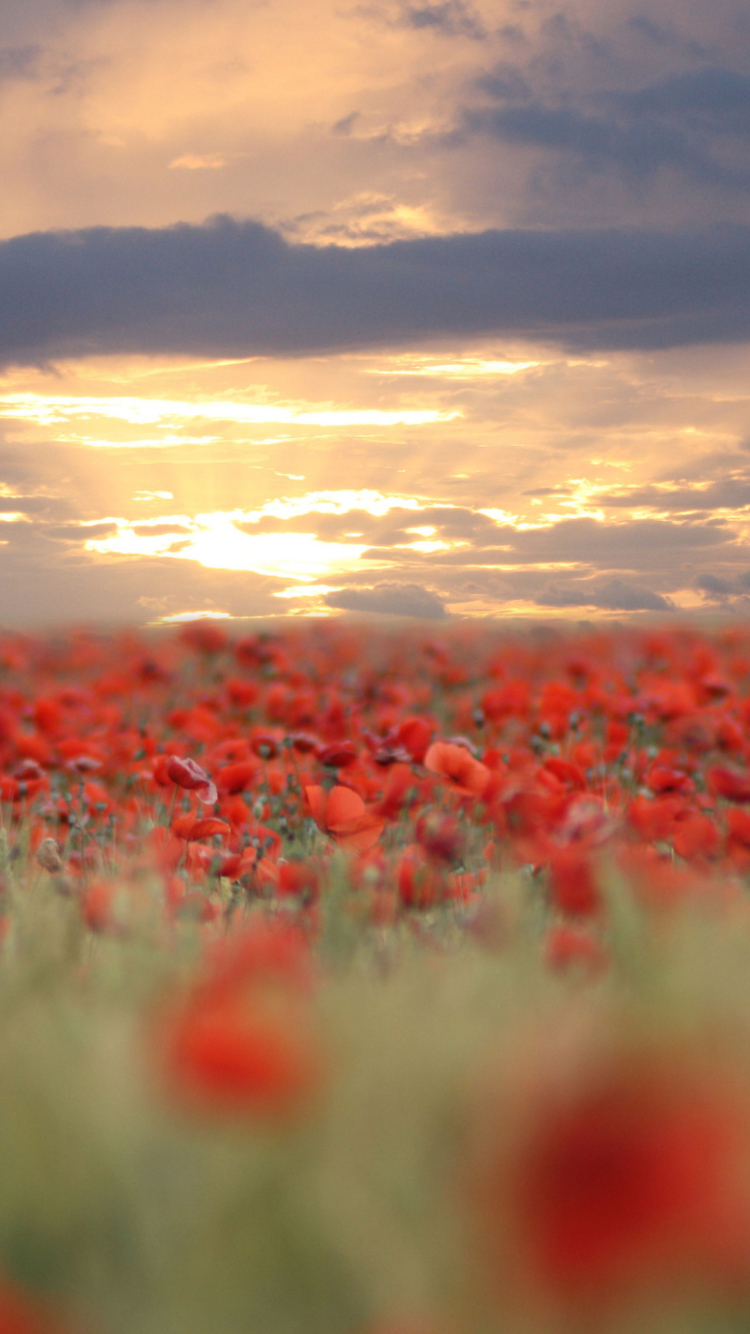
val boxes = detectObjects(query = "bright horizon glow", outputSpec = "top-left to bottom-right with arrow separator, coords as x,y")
0,393 -> 458,433
372,358 -> 540,377
87,515 -> 380,580
83,491 -> 449,579
158,610 -> 233,622
273,584 -> 340,598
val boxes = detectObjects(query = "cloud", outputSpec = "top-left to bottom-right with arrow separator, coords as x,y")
599,478 -> 750,511
323,581 -> 447,616
47,521 -> 120,540
3,215 -> 750,366
695,571 -> 736,596
359,516 -> 733,569
0,546 -> 283,628
694,569 -> 750,601
535,578 -> 675,611
463,63 -> 750,194
399,1 -> 486,40
626,15 -> 711,61
0,45 -> 41,79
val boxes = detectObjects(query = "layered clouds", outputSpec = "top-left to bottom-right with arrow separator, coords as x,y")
2,219 -> 750,365
1,0 -> 750,624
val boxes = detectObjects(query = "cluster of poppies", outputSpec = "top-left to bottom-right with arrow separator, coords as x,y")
2,618 -> 750,1333
2,618 -> 750,940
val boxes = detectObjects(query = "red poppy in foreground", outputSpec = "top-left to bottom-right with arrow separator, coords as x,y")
154,992 -> 323,1121
304,785 -> 385,852
0,1281 -> 65,1334
480,1054 -> 750,1314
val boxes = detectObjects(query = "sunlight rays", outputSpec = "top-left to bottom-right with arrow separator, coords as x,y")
0,393 -> 457,437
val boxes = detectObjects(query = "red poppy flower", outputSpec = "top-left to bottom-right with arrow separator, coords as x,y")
171,815 -> 231,841
544,924 -> 607,974
304,785 -> 384,852
708,766 -> 750,803
548,850 -> 602,917
488,1056 -> 750,1310
316,741 -> 358,768
157,995 -> 322,1120
424,742 -> 490,797
415,811 -> 465,864
215,760 -> 259,795
397,845 -> 441,909
0,1280 -> 64,1334
166,756 -> 218,805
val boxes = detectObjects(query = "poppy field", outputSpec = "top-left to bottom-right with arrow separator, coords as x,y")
6,617 -> 750,1333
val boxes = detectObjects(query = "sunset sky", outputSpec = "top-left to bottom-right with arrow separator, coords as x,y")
1,0 -> 750,626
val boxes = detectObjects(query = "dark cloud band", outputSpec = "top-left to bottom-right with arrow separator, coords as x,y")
2,216 -> 750,365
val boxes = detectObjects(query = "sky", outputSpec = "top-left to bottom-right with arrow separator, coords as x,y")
1,0 -> 750,626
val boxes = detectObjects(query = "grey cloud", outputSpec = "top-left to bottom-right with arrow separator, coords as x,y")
599,478 -> 750,511
241,504 -> 506,547
695,571 -> 736,595
5,215 -> 750,364
0,45 -> 41,79
467,103 -> 720,181
695,569 -> 750,600
464,62 -> 750,194
131,523 -> 192,537
47,522 -> 120,541
535,578 -> 675,611
401,1 -> 486,39
612,66 -> 750,124
514,516 -> 732,561
323,582 -> 447,617
522,486 -> 572,496
627,15 -> 711,60
332,112 -> 360,136
0,495 -> 53,513
360,516 -> 733,567
0,548 -> 282,629
475,62 -> 531,101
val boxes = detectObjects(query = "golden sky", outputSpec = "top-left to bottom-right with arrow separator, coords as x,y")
1,0 -> 750,625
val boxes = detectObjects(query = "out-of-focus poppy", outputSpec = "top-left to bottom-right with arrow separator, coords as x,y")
397,845 -> 441,910
708,767 -> 750,804
544,924 -> 607,974
415,811 -> 465,865
215,761 -> 259,795
171,815 -> 231,842
479,1053 -> 750,1313
156,995 -> 322,1120
548,850 -> 602,918
0,1280 -> 65,1334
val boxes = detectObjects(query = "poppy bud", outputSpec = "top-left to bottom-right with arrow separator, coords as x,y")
36,838 -> 63,874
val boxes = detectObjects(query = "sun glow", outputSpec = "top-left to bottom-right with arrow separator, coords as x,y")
83,491 -> 443,580
158,610 -> 233,623
86,511 -> 385,581
273,585 -> 340,599
371,358 -> 540,378
0,393 -> 457,434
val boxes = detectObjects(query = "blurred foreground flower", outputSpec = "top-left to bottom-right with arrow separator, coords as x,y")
155,996 -> 322,1121
150,921 -> 324,1122
0,1281 -> 65,1334
474,1049 -> 750,1321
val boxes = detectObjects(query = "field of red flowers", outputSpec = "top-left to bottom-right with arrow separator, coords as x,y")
4,618 -> 750,1333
